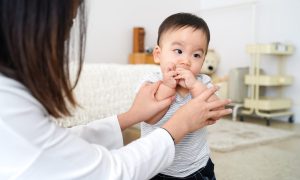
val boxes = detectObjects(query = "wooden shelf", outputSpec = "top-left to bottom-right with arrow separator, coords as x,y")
128,53 -> 156,64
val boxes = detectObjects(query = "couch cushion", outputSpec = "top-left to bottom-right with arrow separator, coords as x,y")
56,63 -> 160,127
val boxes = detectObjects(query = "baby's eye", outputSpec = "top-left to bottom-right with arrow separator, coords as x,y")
174,49 -> 183,54
193,53 -> 202,58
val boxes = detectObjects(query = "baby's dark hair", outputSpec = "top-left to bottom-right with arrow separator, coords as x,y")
157,12 -> 210,51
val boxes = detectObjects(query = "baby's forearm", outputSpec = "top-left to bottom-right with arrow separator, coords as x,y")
155,83 -> 176,101
143,83 -> 175,124
144,108 -> 169,124
190,81 -> 208,98
190,82 -> 220,102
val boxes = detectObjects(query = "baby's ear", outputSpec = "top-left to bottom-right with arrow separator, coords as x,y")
153,45 -> 161,64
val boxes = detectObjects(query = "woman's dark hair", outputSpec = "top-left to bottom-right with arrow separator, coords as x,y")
157,12 -> 210,52
0,0 -> 86,118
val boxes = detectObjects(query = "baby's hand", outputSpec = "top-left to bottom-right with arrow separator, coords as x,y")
162,63 -> 178,89
175,68 -> 197,90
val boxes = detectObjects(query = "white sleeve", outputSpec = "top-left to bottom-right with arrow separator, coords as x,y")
1,117 -> 175,180
0,75 -> 175,180
69,115 -> 124,150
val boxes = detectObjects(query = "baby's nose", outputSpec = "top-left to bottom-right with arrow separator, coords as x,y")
176,63 -> 190,70
180,57 -> 191,65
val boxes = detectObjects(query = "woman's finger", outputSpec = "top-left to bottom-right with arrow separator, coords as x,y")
196,86 -> 219,101
206,120 -> 217,125
157,95 -> 175,109
207,98 -> 231,110
207,108 -> 232,119
149,81 -> 162,95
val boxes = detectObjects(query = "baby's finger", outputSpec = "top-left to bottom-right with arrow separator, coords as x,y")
165,62 -> 176,72
176,69 -> 187,75
174,75 -> 183,79
167,71 -> 179,78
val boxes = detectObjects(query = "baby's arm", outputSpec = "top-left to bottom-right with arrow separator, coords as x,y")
176,69 -> 223,119
145,63 -> 177,124
190,81 -> 213,99
155,63 -> 177,100
144,85 -> 175,125
154,83 -> 176,101
190,80 -> 224,121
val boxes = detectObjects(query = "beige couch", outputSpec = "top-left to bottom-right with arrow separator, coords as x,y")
55,63 -> 160,128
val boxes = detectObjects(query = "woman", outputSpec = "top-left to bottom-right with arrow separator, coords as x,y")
0,0 -> 232,179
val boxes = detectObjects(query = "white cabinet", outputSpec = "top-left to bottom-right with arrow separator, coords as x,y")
242,43 -> 294,125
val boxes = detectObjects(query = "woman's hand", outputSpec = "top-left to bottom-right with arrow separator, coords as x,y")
162,86 -> 232,143
118,81 -> 175,130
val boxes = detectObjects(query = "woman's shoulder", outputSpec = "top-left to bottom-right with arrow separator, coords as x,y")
0,74 -> 48,115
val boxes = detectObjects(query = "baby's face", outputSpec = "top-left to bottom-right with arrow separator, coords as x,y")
154,27 -> 208,76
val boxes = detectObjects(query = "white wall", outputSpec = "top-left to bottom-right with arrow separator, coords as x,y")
85,0 -> 200,63
84,0 -> 300,123
197,0 -> 300,123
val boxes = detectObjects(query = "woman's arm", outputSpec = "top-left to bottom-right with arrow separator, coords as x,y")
71,80 -> 175,147
0,77 -> 175,180
69,115 -> 123,149
1,115 -> 175,180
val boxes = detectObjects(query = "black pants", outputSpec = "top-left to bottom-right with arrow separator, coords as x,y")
150,158 -> 216,180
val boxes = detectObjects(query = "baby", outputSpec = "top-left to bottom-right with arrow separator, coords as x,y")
139,13 -> 221,180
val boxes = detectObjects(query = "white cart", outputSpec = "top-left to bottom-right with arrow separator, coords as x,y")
241,43 -> 294,126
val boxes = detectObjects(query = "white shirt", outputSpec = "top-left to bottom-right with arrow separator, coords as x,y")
0,74 -> 175,180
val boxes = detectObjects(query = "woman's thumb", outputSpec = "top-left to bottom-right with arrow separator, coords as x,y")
157,95 -> 175,109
